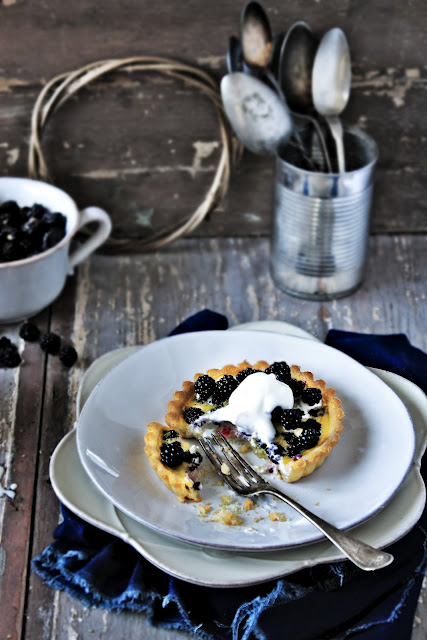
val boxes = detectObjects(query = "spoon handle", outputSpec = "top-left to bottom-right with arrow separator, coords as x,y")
326,115 -> 345,173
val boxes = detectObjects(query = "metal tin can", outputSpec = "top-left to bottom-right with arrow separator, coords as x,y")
270,126 -> 378,300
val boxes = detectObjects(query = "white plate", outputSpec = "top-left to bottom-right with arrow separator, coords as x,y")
76,329 -> 416,550
50,322 -> 427,587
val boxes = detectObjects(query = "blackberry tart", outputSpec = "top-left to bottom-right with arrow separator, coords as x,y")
165,359 -> 344,485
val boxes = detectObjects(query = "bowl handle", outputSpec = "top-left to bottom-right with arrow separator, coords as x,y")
68,206 -> 112,273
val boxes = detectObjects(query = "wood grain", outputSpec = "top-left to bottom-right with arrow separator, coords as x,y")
0,0 -> 425,244
9,234 -> 423,639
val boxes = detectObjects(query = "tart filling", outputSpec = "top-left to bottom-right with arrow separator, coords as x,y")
166,360 -> 344,485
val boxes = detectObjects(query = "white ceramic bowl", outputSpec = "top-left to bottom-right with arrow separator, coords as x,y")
0,177 -> 112,323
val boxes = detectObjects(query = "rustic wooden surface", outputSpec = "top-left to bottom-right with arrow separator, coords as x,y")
0,235 -> 426,640
0,1 -> 426,638
0,0 -> 426,248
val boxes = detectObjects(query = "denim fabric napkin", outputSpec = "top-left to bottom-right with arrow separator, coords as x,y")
32,310 -> 427,640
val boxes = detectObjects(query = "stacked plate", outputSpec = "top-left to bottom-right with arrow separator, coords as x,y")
50,322 -> 427,587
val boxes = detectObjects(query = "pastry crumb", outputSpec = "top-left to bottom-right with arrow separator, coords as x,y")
198,503 -> 212,517
221,494 -> 233,505
213,508 -> 243,526
269,512 -> 287,522
243,498 -> 255,511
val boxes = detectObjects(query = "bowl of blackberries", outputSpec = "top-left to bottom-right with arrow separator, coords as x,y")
0,177 -> 111,323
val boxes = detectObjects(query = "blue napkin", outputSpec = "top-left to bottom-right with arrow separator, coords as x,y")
32,310 -> 427,640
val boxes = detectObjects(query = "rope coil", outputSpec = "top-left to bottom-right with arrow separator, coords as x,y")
28,56 -> 241,250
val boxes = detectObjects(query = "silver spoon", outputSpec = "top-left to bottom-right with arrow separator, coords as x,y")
240,2 -> 288,103
240,1 -> 273,73
312,28 -> 351,173
278,21 -> 332,172
220,72 -> 292,155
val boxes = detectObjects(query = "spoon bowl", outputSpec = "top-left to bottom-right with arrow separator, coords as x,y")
240,1 -> 273,70
312,28 -> 351,172
278,21 -> 317,113
221,72 -> 293,155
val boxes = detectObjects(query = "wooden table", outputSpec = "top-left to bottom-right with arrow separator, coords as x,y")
0,234 -> 425,640
0,1 -> 426,637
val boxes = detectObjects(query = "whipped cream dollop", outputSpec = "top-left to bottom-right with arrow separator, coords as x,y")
208,372 -> 294,445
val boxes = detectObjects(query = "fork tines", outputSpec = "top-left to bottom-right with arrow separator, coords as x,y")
197,425 -> 265,495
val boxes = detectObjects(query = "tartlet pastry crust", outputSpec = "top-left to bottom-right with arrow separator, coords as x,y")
144,422 -> 202,502
165,360 -> 344,484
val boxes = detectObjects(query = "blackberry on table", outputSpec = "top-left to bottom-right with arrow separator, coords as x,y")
59,345 -> 78,367
265,361 -> 291,383
194,374 -> 216,401
271,407 -> 303,430
0,336 -> 13,349
19,322 -> 40,342
40,332 -> 61,355
162,429 -> 179,441
160,441 -> 185,468
183,406 -> 204,424
212,374 -> 238,405
301,387 -> 322,406
0,345 -> 21,368
236,367 -> 256,383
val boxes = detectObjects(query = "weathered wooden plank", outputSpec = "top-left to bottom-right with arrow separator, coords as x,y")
0,310 -> 49,640
1,0 -> 427,77
22,234 -> 426,639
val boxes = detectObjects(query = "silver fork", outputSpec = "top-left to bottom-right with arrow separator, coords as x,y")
198,425 -> 393,571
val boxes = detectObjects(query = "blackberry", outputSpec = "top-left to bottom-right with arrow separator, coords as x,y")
41,227 -> 66,251
29,203 -> 48,219
301,418 -> 322,433
212,374 -> 238,405
41,211 -> 67,231
183,450 -> 203,471
160,441 -> 184,468
271,407 -> 303,430
265,361 -> 291,383
0,200 -> 19,212
162,429 -> 179,441
183,406 -> 204,424
194,375 -> 216,401
301,387 -> 322,406
284,433 -> 303,457
236,367 -> 256,383
287,378 -> 306,400
297,425 -> 321,450
0,345 -> 21,368
0,336 -> 13,349
309,407 -> 325,417
40,332 -> 61,355
59,345 -> 78,367
19,322 -> 40,342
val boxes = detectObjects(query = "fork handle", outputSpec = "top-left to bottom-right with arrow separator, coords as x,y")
258,488 -> 393,571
